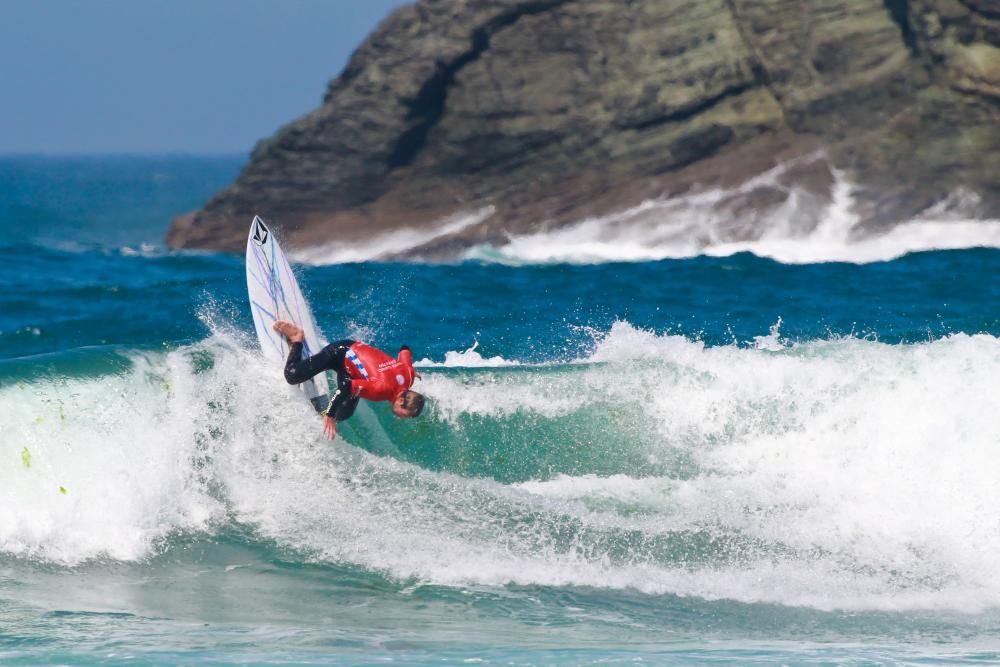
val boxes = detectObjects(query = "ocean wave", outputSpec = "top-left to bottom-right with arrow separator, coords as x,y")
2,322 -> 999,612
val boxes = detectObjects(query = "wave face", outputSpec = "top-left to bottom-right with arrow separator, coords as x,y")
5,323 -> 999,613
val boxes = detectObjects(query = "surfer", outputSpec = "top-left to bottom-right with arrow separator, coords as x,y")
272,320 -> 425,440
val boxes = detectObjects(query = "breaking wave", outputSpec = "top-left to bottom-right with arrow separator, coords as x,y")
3,321 -> 1000,612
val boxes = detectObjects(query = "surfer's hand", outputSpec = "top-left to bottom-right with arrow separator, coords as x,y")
323,415 -> 337,440
273,320 -> 304,343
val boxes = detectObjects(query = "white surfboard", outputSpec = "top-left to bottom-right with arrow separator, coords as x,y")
246,215 -> 330,411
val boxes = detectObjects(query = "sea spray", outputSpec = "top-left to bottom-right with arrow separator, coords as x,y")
0,348 -> 227,563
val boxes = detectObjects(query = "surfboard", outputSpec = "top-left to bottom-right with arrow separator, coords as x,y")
246,215 -> 330,411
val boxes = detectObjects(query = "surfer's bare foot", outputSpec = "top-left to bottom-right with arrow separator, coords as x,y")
273,320 -> 304,343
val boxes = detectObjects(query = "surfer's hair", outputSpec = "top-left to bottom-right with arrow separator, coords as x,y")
401,390 -> 425,418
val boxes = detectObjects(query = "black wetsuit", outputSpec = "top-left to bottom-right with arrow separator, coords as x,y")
283,339 -> 358,421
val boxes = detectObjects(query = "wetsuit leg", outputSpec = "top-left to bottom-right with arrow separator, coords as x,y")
284,339 -> 361,421
283,339 -> 355,385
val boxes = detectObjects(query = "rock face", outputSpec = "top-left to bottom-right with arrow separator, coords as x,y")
167,0 -> 1000,256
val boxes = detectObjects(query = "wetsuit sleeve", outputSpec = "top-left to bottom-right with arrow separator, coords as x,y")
284,342 -> 338,385
397,346 -> 416,387
397,346 -> 413,366
323,374 -> 367,420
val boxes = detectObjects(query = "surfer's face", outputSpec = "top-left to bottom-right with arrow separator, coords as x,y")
392,393 -> 415,418
392,390 -> 426,418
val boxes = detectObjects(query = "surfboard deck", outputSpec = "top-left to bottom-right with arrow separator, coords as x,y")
246,215 -> 330,411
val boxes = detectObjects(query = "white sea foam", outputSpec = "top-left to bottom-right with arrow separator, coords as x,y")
0,351 -> 225,563
3,322 -> 1000,612
466,166 -> 1000,265
416,341 -> 520,368
291,206 -> 495,264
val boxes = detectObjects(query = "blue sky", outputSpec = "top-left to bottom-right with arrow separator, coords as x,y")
0,0 -> 407,154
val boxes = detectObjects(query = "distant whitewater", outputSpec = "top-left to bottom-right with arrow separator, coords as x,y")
293,159 -> 1000,265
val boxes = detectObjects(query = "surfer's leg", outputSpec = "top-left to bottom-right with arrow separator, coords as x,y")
283,340 -> 355,385
283,342 -> 326,384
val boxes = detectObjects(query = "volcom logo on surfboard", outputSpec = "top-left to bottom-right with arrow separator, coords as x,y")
251,217 -> 269,246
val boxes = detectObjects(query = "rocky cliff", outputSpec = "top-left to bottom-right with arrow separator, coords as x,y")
166,0 -> 1000,257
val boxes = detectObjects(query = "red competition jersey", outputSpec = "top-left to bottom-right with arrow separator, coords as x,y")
343,343 -> 416,402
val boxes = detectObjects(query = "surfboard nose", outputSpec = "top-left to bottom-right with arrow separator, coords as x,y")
251,215 -> 270,246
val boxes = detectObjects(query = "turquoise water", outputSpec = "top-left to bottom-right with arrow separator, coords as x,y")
2,156 -> 1000,665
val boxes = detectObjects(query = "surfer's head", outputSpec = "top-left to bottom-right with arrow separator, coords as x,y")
392,390 -> 425,419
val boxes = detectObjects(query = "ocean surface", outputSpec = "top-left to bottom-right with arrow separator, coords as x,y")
1,155 -> 999,666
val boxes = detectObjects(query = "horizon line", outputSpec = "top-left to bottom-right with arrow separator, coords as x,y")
0,151 -> 249,159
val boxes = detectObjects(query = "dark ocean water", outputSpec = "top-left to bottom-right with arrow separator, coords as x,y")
1,156 -> 1000,665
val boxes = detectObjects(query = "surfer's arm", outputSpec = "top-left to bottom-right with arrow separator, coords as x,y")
321,374 -> 367,421
323,414 -> 337,440
398,346 -> 421,379
319,375 -> 354,441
